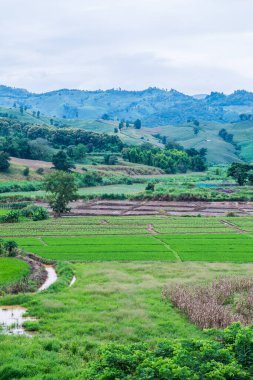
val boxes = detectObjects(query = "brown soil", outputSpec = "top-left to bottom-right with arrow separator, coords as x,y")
10,157 -> 84,173
10,157 -> 53,170
147,224 -> 156,234
36,200 -> 253,217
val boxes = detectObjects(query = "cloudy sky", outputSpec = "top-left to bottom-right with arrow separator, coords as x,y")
0,0 -> 252,94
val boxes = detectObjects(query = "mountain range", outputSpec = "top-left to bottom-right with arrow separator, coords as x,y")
1,85 -> 253,126
0,85 -> 253,164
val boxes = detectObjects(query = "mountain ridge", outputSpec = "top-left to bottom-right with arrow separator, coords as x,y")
1,85 -> 253,126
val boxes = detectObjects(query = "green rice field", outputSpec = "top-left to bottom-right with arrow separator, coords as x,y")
1,216 -> 253,262
0,258 -> 30,287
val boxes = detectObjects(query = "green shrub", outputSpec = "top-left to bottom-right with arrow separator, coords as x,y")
23,167 -> 29,177
1,210 -> 20,223
36,167 -> 44,175
85,323 -> 252,379
3,240 -> 18,257
21,205 -> 49,221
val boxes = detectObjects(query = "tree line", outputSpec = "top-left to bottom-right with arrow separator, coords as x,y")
122,144 -> 207,173
0,117 -> 123,161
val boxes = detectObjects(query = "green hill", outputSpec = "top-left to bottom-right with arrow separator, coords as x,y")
1,105 -> 253,164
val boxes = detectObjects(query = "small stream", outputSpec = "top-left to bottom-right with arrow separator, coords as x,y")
69,275 -> 76,287
38,265 -> 57,292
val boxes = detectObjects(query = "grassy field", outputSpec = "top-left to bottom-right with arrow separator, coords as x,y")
0,183 -> 146,199
0,258 -> 30,287
1,215 -> 253,377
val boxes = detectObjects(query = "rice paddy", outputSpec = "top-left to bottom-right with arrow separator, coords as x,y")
0,258 -> 30,287
1,216 -> 252,262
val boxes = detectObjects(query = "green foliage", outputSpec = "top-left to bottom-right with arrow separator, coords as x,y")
66,143 -> 87,161
85,324 -> 253,379
21,204 -> 49,221
77,171 -> 103,187
134,119 -> 142,129
0,151 -> 10,171
3,240 -> 18,256
228,163 -> 253,185
0,117 -> 124,161
219,128 -> 234,143
36,167 -> 44,175
104,154 -> 118,165
44,171 -> 78,216
0,180 -> 42,194
122,144 -> 206,173
22,166 -> 29,176
0,210 -> 20,223
145,182 -> 155,191
52,150 -> 75,172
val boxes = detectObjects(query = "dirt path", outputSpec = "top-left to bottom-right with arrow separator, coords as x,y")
220,220 -> 247,233
147,224 -> 156,234
153,236 -> 182,262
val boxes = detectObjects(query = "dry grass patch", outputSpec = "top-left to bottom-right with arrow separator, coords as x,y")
163,276 -> 253,329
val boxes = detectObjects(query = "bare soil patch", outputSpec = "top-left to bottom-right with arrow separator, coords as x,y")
37,200 -> 253,216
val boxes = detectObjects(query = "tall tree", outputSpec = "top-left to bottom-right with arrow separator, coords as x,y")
228,163 -> 252,186
44,171 -> 78,217
134,119 -> 142,129
0,151 -> 10,171
52,150 -> 75,171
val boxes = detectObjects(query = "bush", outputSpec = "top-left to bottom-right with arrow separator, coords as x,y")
3,240 -> 18,257
84,323 -> 253,379
1,210 -> 20,223
21,205 -> 49,221
145,182 -> 155,191
0,180 -> 42,194
23,167 -> 29,176
36,167 -> 44,175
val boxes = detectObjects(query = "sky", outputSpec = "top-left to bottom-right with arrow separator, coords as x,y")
0,0 -> 253,94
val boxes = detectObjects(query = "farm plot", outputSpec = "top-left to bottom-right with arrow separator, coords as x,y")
152,218 -> 234,234
223,217 -> 253,232
0,258 -> 30,287
159,234 -> 253,262
21,236 -> 176,261
0,216 -> 238,238
0,219 -> 150,237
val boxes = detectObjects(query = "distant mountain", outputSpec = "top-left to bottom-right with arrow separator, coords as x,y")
1,85 -> 253,126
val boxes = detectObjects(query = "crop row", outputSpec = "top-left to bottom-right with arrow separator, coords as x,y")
14,236 -> 162,246
21,248 -> 175,261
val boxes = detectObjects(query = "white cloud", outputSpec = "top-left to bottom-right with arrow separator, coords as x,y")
0,0 -> 252,93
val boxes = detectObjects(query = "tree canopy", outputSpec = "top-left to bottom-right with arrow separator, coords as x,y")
44,171 -> 78,216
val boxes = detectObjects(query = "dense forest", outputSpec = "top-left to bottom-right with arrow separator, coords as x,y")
122,144 -> 207,173
0,118 -> 123,161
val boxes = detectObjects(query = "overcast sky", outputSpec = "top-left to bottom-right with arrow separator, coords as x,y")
0,0 -> 252,94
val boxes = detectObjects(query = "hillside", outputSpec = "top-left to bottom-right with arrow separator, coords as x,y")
2,85 -> 253,126
1,104 -> 253,164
